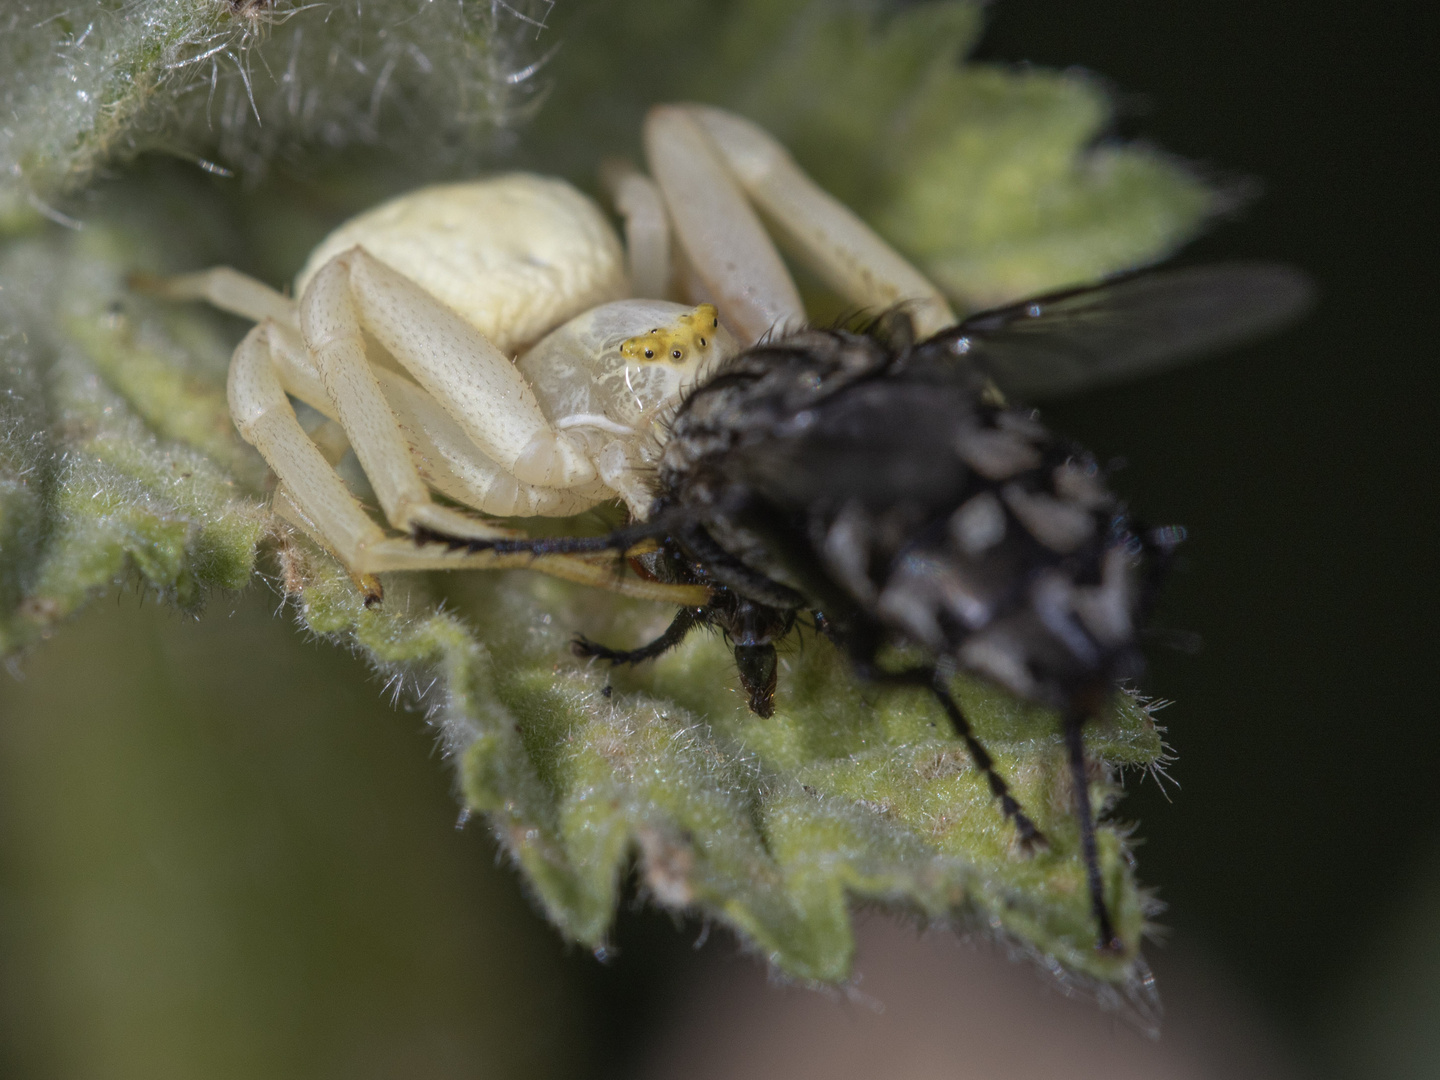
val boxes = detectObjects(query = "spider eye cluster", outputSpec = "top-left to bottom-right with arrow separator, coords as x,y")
620,303 -> 720,365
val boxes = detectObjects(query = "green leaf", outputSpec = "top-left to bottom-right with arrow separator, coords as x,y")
281,539 -> 1165,991
0,0 -> 225,226
0,0 -> 557,226
0,211 -> 267,653
0,0 -> 1211,1007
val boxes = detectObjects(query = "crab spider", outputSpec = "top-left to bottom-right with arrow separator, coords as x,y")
151,104 -> 954,602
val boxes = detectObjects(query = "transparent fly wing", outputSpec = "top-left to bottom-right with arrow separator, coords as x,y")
949,263 -> 1313,400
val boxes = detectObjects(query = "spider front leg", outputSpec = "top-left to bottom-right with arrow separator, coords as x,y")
230,318 -> 517,574
643,106 -> 805,343
229,320 -> 391,599
315,248 -> 598,490
651,105 -> 956,340
141,259 -> 612,518
293,253 -> 519,545
238,307 -> 609,521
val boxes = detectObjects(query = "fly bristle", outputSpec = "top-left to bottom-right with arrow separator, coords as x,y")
409,525 -> 492,554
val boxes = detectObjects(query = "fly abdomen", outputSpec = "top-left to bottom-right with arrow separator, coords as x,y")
814,402 -> 1144,707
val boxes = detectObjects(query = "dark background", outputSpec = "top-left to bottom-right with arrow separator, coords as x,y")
972,0 -> 1436,1033
573,1 -> 1440,1074
973,0 -> 1434,1042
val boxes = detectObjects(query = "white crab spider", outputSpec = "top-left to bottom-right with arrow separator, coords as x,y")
154,104 -> 955,602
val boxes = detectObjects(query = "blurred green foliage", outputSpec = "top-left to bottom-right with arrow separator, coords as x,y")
535,0 -> 1216,307
0,0 -> 1220,1018
0,592 -> 587,1079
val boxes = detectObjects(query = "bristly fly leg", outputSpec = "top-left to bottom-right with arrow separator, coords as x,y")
411,504 -> 704,557
573,606 -> 703,666
928,674 -> 1048,851
1064,707 -> 1123,953
860,665 -> 1047,851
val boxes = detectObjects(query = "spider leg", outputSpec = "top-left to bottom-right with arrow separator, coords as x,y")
296,255 -> 515,545
364,540 -> 707,603
573,606 -> 703,664
228,323 -> 522,587
594,439 -> 663,522
231,318 -> 675,603
264,320 -> 606,518
600,158 -> 673,300
390,515 -> 709,605
687,106 -> 957,339
644,106 -> 805,344
229,321 -> 388,599
1064,706 -> 1124,953
266,475 -> 703,604
134,266 -> 299,330
337,248 -> 597,489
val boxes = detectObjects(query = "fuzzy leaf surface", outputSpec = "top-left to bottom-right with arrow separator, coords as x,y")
0,0 -> 556,225
283,541 -> 1166,991
0,208 -> 267,654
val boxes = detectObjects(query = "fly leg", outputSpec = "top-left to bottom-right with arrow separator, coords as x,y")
1064,706 -> 1124,953
927,674 -> 1047,850
577,593 -> 791,718
573,606 -> 703,665
854,664 -> 1046,849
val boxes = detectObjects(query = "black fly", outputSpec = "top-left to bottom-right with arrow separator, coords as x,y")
468,261 -> 1311,952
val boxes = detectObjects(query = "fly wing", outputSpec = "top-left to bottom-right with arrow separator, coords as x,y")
948,262 -> 1313,400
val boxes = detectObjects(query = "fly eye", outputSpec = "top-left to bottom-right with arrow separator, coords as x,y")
671,349 -> 683,360
644,348 -> 654,358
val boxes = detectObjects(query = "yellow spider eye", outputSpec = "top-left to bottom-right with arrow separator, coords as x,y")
621,303 -> 721,364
